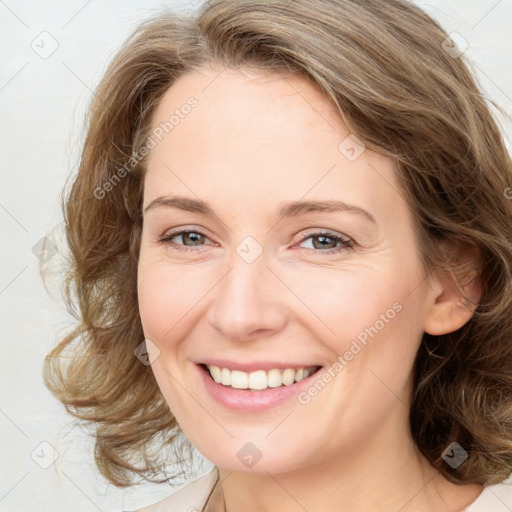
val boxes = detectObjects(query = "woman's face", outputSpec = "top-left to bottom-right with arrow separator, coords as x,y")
137,66 -> 438,474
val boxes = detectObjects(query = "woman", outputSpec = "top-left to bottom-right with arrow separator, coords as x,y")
44,0 -> 512,510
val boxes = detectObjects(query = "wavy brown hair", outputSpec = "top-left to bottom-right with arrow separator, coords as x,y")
43,0 -> 512,487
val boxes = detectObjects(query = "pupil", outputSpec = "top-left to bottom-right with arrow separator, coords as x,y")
315,235 -> 334,249
186,232 -> 202,245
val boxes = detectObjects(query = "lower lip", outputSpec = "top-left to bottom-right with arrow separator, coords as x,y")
196,364 -> 322,411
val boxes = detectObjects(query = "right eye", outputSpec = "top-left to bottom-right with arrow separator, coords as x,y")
159,228 -> 216,252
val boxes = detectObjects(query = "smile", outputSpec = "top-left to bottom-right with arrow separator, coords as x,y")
203,364 -> 320,390
196,362 -> 324,411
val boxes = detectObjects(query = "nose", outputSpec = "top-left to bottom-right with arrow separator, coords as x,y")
208,249 -> 289,341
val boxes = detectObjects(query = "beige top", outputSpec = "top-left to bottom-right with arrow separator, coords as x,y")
131,468 -> 512,512
133,468 -> 218,512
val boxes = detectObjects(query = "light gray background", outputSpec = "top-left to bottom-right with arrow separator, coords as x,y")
1,0 -> 511,510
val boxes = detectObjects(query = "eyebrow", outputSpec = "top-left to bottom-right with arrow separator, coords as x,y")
143,196 -> 376,224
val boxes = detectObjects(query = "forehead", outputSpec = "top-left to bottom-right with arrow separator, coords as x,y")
144,66 -> 403,223
148,65 -> 347,155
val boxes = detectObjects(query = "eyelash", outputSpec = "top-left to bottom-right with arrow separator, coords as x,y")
158,228 -> 354,255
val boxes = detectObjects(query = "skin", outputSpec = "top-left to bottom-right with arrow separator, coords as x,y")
137,65 -> 484,512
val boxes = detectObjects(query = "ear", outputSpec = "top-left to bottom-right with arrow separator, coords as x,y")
423,243 -> 482,336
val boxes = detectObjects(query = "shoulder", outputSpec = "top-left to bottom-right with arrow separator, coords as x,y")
131,468 -> 218,512
464,477 -> 512,512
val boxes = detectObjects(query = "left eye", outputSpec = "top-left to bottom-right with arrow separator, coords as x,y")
297,232 -> 353,254
159,230 -> 353,255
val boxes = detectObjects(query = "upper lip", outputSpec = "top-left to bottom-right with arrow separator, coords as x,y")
198,358 -> 322,373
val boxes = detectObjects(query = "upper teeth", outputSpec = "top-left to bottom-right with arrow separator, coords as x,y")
206,365 -> 318,390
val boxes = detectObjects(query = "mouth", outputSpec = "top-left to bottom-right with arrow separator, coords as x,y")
198,363 -> 323,392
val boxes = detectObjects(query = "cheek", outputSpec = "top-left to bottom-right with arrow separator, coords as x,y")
137,263 -> 174,340
284,260 -> 424,399
281,264 -> 408,352
137,257 -> 215,346
325,274 -> 423,406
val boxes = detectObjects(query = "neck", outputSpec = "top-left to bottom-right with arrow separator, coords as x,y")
212,402 -> 483,512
